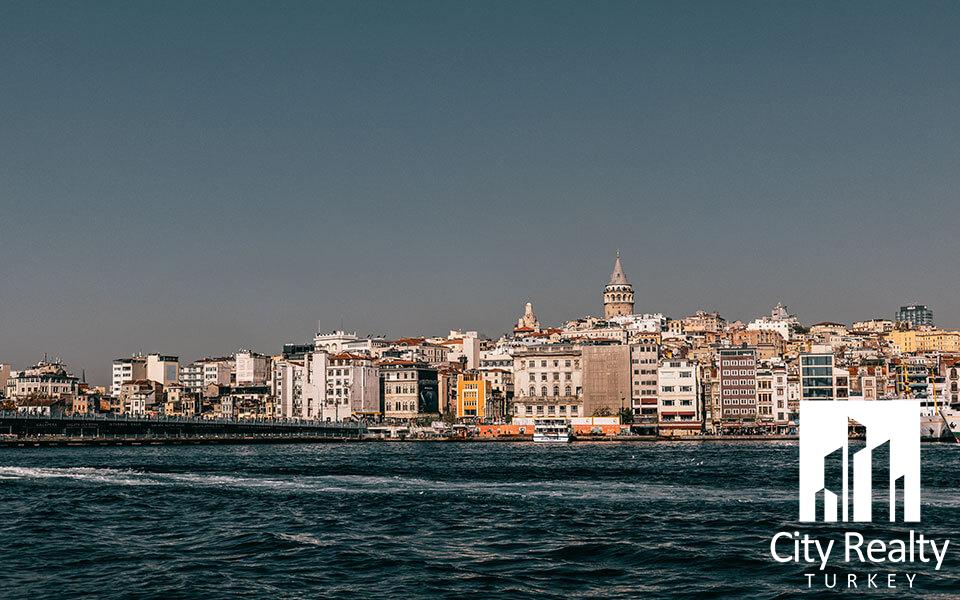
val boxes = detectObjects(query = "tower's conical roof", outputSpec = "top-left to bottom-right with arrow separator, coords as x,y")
608,251 -> 629,285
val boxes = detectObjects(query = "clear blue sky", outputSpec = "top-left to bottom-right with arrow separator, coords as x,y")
2,1 -> 959,384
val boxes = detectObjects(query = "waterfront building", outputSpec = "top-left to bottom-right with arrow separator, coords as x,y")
896,304 -> 934,328
300,351 -> 330,420
630,334 -> 660,430
437,363 -> 463,417
179,357 -> 234,395
8,360 -> 79,401
282,343 -> 315,360
315,329 -> 389,357
511,344 -> 582,421
325,352 -> 380,421
71,391 -> 106,415
314,330 -> 360,353
657,359 -> 702,436
381,339 -> 450,366
163,384 -> 200,417
273,359 -> 305,419
848,361 -> 884,401
0,363 -> 10,398
16,398 -> 68,417
379,360 -> 439,420
437,330 -> 481,369
146,354 -> 179,387
718,347 -> 758,428
111,355 -> 146,397
756,366 -> 790,429
235,350 -> 269,386
799,350 -> 849,401
220,385 -> 271,420
179,362 -> 205,395
943,362 -> 960,409
204,358 -> 234,387
456,372 -> 490,419
120,380 -> 162,416
581,343 -> 631,417
603,252 -> 634,319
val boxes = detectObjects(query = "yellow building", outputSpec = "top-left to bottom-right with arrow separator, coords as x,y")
456,373 -> 488,419
887,329 -> 960,353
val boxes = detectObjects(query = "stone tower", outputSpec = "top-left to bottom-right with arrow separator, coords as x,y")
603,252 -> 634,318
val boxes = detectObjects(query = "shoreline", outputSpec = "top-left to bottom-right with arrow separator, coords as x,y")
1,435 -> 956,448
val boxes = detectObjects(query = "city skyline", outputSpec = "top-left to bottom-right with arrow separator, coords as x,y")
1,251 -> 946,387
3,2 -> 960,383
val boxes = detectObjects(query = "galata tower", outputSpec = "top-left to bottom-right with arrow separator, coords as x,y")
603,251 -> 634,318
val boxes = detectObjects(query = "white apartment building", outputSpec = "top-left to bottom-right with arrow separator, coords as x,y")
323,353 -> 380,421
757,366 -> 790,430
146,354 -> 179,387
314,330 -> 360,353
112,356 -> 146,397
438,330 -> 481,369
235,350 -> 269,386
630,335 -> 660,428
112,353 -> 177,396
609,313 -> 667,333
746,318 -> 792,340
273,359 -> 305,419
512,344 -> 582,421
204,359 -> 234,387
301,351 -> 329,420
657,359 -> 702,435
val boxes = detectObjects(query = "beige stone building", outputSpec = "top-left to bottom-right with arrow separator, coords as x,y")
512,344 -> 582,420
581,344 -> 631,416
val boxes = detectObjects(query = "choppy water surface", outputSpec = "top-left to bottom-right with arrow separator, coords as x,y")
0,442 -> 958,598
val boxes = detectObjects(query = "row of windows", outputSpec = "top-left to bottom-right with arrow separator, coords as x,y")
525,386 -> 577,397
661,399 -> 694,406
661,386 -> 694,393
528,372 -> 573,382
518,404 -> 580,415
519,360 -> 579,369
723,369 -> 755,377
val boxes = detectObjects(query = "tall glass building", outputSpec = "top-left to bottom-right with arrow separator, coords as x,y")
800,352 -> 849,402
896,304 -> 934,328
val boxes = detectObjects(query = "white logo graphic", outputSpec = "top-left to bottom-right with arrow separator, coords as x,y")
799,400 -> 920,523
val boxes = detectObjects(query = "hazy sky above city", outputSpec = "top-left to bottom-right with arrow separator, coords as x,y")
2,1 -> 959,384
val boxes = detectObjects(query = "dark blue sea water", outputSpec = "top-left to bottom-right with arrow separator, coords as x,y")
0,442 -> 958,599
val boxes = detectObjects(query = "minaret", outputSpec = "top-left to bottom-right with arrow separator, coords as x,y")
603,251 -> 635,318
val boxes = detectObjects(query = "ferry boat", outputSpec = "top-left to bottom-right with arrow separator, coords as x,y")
920,405 -> 960,441
533,418 -> 572,443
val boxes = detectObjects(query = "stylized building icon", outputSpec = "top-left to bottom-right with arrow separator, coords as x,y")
799,400 -> 920,522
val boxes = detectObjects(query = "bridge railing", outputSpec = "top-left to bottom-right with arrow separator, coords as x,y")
0,410 -> 365,431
